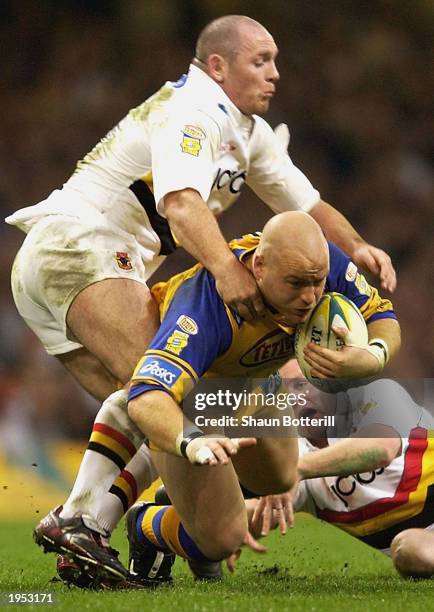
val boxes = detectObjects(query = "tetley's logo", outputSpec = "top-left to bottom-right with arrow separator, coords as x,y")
138,358 -> 181,386
240,330 -> 294,367
211,168 -> 247,194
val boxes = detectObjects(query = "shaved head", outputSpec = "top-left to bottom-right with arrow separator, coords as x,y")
252,212 -> 329,325
193,15 -> 279,115
258,211 -> 329,270
195,15 -> 270,63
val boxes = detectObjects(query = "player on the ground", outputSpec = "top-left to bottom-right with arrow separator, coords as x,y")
242,361 -> 434,579
9,14 -> 396,583
33,212 -> 399,586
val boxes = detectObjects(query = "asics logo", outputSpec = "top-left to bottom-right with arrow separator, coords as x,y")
139,359 -> 181,386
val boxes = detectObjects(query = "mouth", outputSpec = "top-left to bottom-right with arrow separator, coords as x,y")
292,308 -> 312,320
299,407 -> 319,420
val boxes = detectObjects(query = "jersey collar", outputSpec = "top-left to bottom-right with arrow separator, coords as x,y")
187,64 -> 255,131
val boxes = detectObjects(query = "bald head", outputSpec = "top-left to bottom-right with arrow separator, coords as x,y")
258,211 -> 329,268
252,212 -> 329,325
195,15 -> 270,64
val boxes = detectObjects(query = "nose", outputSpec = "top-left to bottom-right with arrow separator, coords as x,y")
268,61 -> 280,82
299,285 -> 316,306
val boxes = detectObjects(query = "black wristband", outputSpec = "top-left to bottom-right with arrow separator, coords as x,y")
179,430 -> 204,458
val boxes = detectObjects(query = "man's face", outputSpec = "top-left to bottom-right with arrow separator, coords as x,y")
254,253 -> 328,326
281,360 -> 337,440
220,26 -> 279,115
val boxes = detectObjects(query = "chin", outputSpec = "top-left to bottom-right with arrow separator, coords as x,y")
291,312 -> 309,324
257,101 -> 270,114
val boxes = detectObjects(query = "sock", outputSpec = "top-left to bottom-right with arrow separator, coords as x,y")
61,389 -> 145,521
137,504 -> 211,562
94,444 -> 158,533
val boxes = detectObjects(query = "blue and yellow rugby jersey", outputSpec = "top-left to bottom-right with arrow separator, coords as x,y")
129,234 -> 396,403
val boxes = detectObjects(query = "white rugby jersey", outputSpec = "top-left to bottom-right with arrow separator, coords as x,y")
295,380 -> 434,551
6,65 -> 320,269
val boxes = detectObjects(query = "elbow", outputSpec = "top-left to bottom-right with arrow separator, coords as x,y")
163,189 -> 201,223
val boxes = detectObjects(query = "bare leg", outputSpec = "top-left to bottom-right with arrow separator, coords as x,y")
391,529 -> 434,578
56,278 -> 159,521
151,450 -> 247,560
65,278 -> 159,383
57,348 -> 119,402
232,437 -> 298,495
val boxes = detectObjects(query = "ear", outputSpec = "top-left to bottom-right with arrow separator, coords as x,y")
252,253 -> 264,282
207,53 -> 227,83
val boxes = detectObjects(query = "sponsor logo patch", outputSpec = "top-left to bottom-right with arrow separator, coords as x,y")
240,330 -> 294,367
180,125 -> 206,157
165,330 -> 189,356
138,358 -> 182,387
355,273 -> 372,296
177,315 -> 198,335
345,261 -> 358,282
212,168 -> 247,194
115,251 -> 133,270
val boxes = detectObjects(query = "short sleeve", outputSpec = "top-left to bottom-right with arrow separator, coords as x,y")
246,118 -> 320,214
129,268 -> 233,404
151,110 -> 220,214
326,242 -> 397,324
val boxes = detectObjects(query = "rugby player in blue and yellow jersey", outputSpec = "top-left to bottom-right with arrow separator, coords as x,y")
122,211 -> 400,584
34,211 -> 400,585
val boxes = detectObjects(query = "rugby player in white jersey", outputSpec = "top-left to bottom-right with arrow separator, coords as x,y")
242,361 -> 434,579
6,15 -> 396,583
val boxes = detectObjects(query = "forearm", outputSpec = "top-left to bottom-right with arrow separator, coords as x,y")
298,438 -> 393,480
164,189 -> 237,277
128,390 -> 185,456
309,200 -> 364,255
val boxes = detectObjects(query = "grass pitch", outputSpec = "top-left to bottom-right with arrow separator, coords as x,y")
1,515 -> 433,611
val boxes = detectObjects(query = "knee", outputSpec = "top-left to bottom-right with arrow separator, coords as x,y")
275,466 -> 298,493
101,389 -> 129,418
196,513 -> 247,561
261,466 -> 298,495
391,529 -> 434,578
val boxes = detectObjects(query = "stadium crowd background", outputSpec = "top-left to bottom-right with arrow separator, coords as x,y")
0,1 -> 432,480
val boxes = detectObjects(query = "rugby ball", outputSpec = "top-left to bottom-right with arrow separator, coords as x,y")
294,292 -> 368,393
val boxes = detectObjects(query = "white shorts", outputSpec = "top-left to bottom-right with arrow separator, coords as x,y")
11,214 -> 153,355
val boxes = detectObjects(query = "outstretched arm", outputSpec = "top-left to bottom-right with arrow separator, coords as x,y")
310,200 -> 396,292
298,424 -> 401,480
128,389 -> 256,466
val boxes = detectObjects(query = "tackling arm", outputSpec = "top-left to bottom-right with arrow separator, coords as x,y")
164,189 -> 264,319
298,424 -> 401,480
309,200 -> 397,292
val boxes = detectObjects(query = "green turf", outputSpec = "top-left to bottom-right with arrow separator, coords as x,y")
0,515 -> 433,611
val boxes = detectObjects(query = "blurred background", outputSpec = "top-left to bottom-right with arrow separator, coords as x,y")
0,0 -> 433,516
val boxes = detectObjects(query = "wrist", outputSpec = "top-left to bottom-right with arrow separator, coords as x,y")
175,426 -> 214,464
175,427 -> 204,458
366,338 -> 390,369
